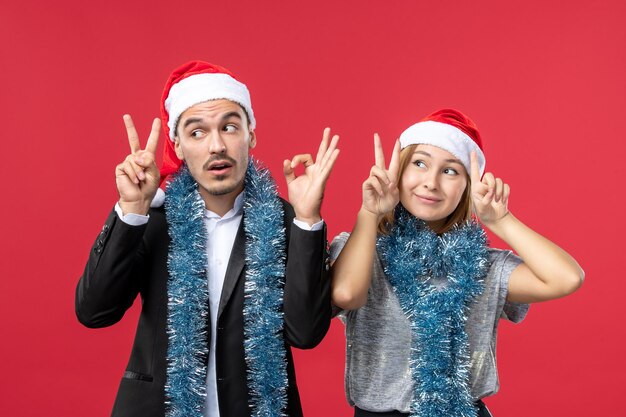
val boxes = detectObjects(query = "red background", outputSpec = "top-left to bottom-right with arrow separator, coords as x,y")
1,1 -> 624,415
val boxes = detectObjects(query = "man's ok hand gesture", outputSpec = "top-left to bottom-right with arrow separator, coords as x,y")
361,134 -> 400,217
115,115 -> 161,215
283,128 -> 340,226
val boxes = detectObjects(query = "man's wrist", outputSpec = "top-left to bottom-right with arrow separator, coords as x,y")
118,200 -> 151,216
294,215 -> 323,228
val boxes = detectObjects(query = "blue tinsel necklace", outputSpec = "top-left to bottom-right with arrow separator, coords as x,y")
377,205 -> 489,417
164,160 -> 287,417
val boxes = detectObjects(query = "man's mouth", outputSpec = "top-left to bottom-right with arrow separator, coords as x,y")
205,160 -> 234,175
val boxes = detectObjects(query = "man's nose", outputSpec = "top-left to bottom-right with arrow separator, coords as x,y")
207,131 -> 226,154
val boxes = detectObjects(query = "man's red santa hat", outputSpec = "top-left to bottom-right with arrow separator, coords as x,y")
399,108 -> 486,176
159,60 -> 255,179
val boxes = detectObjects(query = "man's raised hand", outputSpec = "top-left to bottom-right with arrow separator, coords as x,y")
115,115 -> 161,215
361,134 -> 400,217
283,127 -> 340,226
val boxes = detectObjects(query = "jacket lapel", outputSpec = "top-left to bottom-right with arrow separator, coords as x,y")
218,218 -> 245,318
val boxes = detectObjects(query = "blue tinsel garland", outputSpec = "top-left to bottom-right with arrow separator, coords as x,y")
164,160 -> 287,417
377,206 -> 489,417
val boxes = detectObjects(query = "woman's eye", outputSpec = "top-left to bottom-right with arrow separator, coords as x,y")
413,160 -> 426,168
443,167 -> 459,175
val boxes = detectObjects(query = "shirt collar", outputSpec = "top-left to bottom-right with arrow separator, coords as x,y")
204,191 -> 244,221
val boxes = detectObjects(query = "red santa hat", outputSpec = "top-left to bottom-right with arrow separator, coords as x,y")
159,60 -> 255,179
399,108 -> 486,176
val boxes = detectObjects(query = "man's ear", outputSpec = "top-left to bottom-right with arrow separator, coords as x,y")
248,130 -> 257,149
174,137 -> 184,160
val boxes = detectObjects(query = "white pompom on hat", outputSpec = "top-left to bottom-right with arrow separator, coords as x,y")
399,109 -> 486,176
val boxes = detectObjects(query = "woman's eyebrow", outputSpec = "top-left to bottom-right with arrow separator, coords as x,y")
414,150 -> 462,165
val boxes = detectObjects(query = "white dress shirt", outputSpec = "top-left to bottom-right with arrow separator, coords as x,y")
115,193 -> 322,417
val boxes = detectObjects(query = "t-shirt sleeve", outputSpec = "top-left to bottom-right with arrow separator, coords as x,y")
491,249 -> 530,323
329,232 -> 351,262
329,232 -> 351,319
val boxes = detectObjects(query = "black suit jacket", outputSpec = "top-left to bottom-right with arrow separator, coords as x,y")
76,200 -> 330,417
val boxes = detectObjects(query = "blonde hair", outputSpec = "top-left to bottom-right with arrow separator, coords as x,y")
378,144 -> 472,235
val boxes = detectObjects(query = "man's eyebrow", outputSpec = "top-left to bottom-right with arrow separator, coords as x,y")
221,111 -> 243,122
414,150 -> 463,165
182,117 -> 204,129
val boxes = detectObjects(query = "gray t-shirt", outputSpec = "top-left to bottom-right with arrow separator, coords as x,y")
330,232 -> 529,413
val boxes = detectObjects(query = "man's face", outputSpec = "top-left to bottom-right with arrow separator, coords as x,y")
174,99 -> 256,205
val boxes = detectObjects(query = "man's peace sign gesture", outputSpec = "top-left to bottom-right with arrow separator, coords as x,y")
115,115 -> 161,215
361,134 -> 401,217
469,151 -> 510,225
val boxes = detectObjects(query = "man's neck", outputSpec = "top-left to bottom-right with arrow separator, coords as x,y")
199,188 -> 243,217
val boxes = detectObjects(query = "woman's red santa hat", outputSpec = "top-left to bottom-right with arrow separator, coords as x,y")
159,60 -> 255,179
399,108 -> 486,176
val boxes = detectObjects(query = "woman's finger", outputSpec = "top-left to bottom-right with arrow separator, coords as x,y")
494,178 -> 504,203
370,165 -> 390,185
374,133 -> 386,170
364,176 -> 384,196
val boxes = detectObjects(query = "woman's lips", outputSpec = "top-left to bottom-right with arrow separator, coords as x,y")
415,194 -> 441,204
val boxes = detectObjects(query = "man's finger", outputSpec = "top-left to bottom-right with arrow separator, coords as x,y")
117,160 -> 140,184
316,127 -> 331,163
123,114 -> 141,154
145,118 -> 162,155
127,155 -> 146,181
134,151 -> 155,168
290,154 -> 314,169
283,159 -> 296,183
319,148 -> 340,181
470,151 -> 481,184
320,134 -> 339,168
388,139 -> 401,181
374,133 -> 386,169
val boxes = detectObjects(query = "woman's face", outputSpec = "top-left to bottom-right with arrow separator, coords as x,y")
399,144 -> 468,229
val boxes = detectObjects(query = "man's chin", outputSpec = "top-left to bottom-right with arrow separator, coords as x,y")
201,180 -> 243,196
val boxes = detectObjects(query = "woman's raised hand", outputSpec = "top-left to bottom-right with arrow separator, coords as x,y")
470,151 -> 510,225
115,115 -> 161,215
362,134 -> 400,217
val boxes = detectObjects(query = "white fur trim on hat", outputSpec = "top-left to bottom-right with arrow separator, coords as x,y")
399,120 -> 486,176
164,73 -> 256,140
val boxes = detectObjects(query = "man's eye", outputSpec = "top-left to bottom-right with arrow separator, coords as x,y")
190,130 -> 204,138
223,124 -> 238,133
